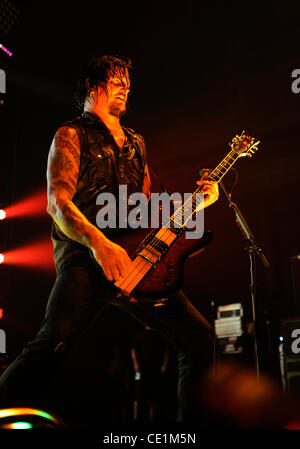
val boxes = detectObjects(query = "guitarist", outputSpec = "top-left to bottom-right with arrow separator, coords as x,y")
0,55 -> 219,423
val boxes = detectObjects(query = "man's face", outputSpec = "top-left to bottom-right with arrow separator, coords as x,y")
96,68 -> 130,117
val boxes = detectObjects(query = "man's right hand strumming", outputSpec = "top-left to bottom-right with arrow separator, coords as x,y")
90,235 -> 134,282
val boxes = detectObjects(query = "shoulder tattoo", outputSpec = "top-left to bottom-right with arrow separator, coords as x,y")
48,126 -> 81,198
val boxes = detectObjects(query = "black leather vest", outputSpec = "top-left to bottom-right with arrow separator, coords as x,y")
51,112 -> 147,271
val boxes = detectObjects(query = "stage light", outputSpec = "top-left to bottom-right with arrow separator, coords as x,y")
0,254 -> 4,264
0,43 -> 13,57
4,189 -> 47,219
0,308 -> 3,319
2,422 -> 33,429
0,407 -> 67,429
1,238 -> 55,271
0,209 -> 6,220
0,408 -> 55,421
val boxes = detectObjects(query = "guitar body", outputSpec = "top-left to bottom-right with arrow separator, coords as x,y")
132,230 -> 213,298
98,227 -> 213,300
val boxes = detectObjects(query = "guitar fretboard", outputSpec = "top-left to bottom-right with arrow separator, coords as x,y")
167,147 -> 241,231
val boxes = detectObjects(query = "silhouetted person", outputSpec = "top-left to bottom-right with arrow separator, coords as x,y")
131,326 -> 169,422
237,321 -> 256,367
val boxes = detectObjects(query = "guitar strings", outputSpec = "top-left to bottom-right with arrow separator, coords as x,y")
116,142 -> 247,294
116,147 -> 241,293
164,148 -> 238,228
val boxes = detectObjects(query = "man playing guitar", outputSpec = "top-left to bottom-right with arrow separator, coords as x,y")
0,55 -> 219,423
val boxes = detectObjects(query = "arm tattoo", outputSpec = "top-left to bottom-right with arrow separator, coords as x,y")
47,126 -> 81,200
61,203 -> 87,235
47,125 -> 102,248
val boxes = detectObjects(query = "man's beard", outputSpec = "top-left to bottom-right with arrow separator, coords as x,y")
109,103 -> 127,118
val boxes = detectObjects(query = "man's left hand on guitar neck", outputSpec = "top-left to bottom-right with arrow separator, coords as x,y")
196,170 -> 219,209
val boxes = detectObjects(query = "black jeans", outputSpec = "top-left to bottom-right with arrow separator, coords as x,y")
0,256 -> 214,422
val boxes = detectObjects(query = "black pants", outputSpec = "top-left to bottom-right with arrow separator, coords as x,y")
0,257 -> 214,423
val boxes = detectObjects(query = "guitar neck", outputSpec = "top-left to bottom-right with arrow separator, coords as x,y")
207,147 -> 240,183
167,148 -> 241,230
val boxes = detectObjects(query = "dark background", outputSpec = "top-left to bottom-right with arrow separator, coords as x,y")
1,0 -> 300,389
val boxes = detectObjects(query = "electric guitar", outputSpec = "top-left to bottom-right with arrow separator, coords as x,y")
93,131 -> 260,300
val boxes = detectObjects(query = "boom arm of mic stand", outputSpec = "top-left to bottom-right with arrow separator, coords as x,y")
219,181 -> 270,269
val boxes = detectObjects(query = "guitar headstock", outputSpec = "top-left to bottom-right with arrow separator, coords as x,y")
230,131 -> 260,158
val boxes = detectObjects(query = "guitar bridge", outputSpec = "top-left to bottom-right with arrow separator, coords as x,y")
137,245 -> 162,267
137,251 -> 157,266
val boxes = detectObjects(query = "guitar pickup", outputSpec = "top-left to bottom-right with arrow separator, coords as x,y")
137,245 -> 162,266
141,237 -> 169,254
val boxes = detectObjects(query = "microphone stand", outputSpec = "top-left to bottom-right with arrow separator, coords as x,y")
219,180 -> 270,378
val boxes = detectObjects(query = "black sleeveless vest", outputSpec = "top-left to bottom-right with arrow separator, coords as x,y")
51,112 -> 147,271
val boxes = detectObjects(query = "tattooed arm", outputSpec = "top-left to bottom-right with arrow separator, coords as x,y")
47,126 -> 96,247
47,126 -> 133,281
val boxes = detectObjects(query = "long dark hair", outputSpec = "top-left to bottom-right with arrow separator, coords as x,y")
75,55 -> 133,111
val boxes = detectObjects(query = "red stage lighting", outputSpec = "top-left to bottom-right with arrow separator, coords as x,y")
0,308 -> 3,319
0,43 -> 13,57
0,254 -> 4,264
4,190 -> 48,219
2,239 -> 55,272
0,210 -> 6,220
